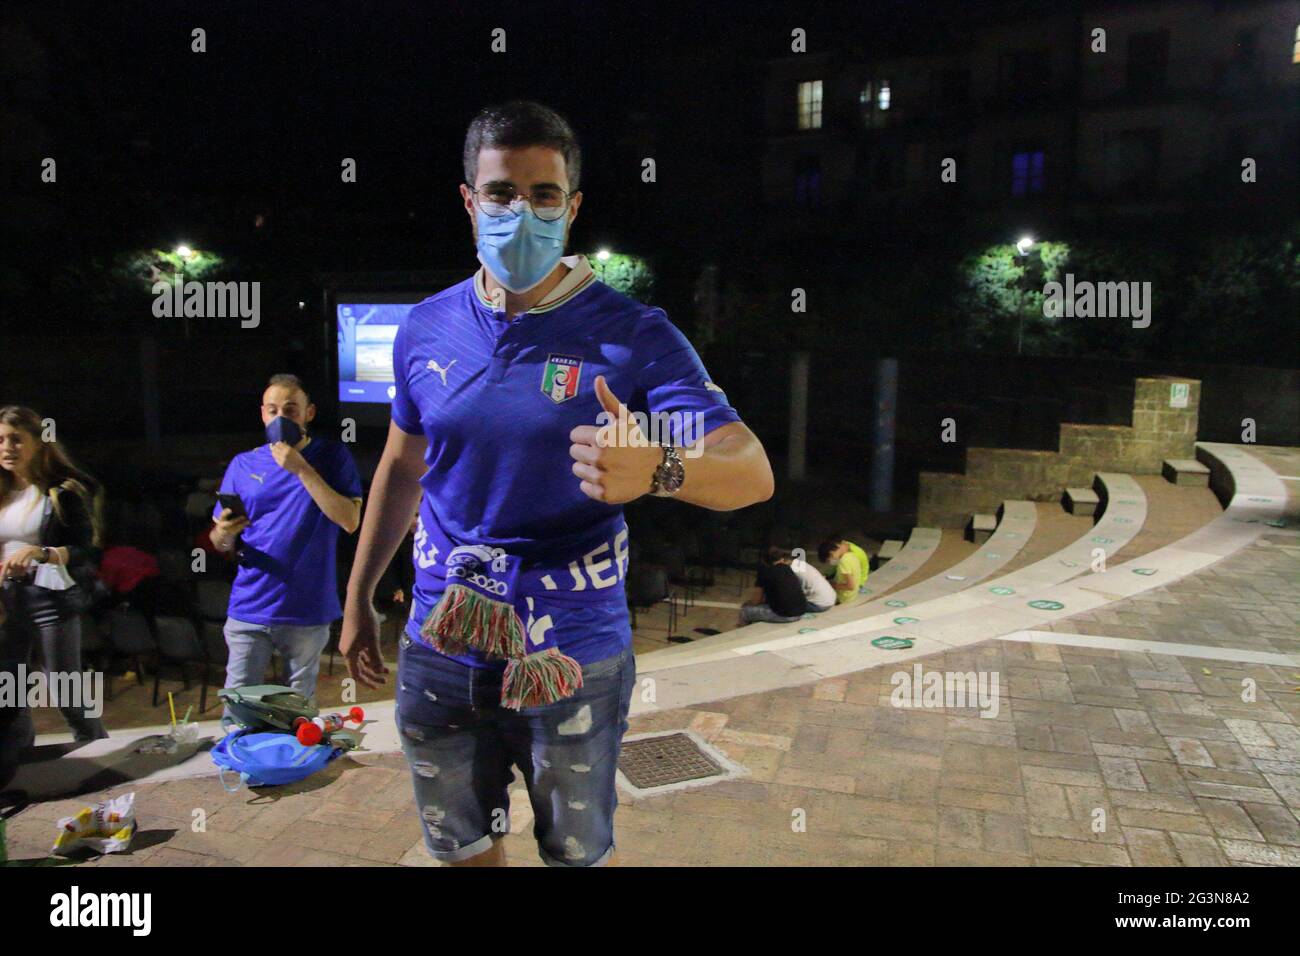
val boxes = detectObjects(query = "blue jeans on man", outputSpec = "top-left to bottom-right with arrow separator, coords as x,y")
221,617 -> 331,725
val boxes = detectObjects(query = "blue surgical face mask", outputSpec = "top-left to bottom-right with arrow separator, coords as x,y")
475,204 -> 566,294
265,415 -> 303,446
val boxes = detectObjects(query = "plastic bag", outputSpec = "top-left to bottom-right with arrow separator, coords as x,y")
51,792 -> 137,856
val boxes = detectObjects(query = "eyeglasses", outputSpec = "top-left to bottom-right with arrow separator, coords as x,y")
467,183 -> 573,221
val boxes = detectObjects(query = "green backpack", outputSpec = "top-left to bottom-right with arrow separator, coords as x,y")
218,685 -> 317,733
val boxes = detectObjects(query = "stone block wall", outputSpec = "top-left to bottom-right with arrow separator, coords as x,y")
918,376 -> 1200,527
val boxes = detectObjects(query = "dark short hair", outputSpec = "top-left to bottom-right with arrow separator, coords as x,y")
266,373 -> 310,403
763,546 -> 790,565
817,540 -> 838,563
463,100 -> 582,191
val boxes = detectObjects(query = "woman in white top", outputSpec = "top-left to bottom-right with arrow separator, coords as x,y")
0,406 -> 108,754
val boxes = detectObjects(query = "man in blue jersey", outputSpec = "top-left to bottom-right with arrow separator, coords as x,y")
211,374 -> 363,726
340,101 -> 774,867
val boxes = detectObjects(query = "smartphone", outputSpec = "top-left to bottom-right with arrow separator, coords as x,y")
216,493 -> 247,520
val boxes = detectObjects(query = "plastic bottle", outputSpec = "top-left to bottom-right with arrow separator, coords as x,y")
293,706 -> 365,746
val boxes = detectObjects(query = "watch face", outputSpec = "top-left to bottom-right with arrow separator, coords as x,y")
659,449 -> 685,492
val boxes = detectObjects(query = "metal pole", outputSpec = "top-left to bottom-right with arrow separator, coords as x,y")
140,334 -> 162,453
788,351 -> 809,482
869,357 -> 898,512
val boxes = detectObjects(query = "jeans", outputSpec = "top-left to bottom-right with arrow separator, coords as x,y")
0,580 -> 108,743
221,617 -> 331,724
395,633 -> 636,866
740,603 -> 804,624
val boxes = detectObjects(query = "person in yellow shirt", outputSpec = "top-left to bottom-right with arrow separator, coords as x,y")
818,535 -> 871,604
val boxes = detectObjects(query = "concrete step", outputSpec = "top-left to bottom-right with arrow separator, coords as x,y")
1163,458 -> 1210,486
967,513 -> 997,544
876,539 -> 903,563
1063,486 -> 1100,517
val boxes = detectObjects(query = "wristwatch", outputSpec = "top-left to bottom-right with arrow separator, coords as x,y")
649,446 -> 686,497
36,546 -> 50,564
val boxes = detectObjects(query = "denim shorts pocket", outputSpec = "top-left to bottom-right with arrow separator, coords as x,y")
396,640 -> 473,735
579,648 -> 628,683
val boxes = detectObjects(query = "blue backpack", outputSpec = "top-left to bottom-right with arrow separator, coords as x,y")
211,729 -> 342,790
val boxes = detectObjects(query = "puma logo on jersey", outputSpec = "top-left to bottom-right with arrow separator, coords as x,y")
427,358 -> 456,385
248,473 -> 265,484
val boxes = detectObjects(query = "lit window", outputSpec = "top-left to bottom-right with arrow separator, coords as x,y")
878,80 -> 892,110
860,81 -> 874,105
1293,24 -> 1299,64
1011,150 -> 1045,196
797,80 -> 823,130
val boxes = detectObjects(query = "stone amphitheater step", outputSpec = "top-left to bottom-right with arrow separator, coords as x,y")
858,501 -> 1036,612
637,472 -> 1147,675
967,513 -> 997,544
1163,457 -> 1211,486
876,539 -> 904,562
1063,486 -> 1100,516
633,446 -> 1291,715
851,527 -> 942,601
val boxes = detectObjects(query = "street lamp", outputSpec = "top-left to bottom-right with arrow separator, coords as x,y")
596,248 -> 612,284
174,244 -> 195,259
1014,235 -> 1037,355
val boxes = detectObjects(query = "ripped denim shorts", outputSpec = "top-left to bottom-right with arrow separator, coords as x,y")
395,633 -> 635,866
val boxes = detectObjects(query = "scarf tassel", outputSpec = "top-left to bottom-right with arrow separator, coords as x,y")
502,647 -> 585,710
423,582 -> 525,658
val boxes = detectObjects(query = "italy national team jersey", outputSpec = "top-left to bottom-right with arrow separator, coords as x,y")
392,254 -> 741,667
214,437 -> 363,626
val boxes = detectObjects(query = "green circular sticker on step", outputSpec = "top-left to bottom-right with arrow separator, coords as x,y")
797,627 -> 818,633
1133,568 -> 1157,576
1060,560 -> 1079,568
1116,499 -> 1138,505
871,636 -> 914,650
990,586 -> 1015,595
885,599 -> 908,608
1091,536 -> 1114,544
1112,517 -> 1133,524
1265,519 -> 1287,528
1004,532 -> 1020,539
893,616 -> 920,625
985,552 -> 1001,559
1028,600 -> 1065,610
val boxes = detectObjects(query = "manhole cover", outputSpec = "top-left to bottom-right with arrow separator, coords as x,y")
619,732 -> 723,790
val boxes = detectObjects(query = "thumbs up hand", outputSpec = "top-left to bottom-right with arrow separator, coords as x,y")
569,375 -> 663,504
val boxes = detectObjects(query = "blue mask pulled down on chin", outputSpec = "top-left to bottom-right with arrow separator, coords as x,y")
265,416 -> 303,446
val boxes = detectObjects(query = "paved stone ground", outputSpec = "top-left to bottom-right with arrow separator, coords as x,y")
1042,531 -> 1300,659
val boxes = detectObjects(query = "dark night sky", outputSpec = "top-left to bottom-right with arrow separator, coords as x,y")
4,0 -> 972,269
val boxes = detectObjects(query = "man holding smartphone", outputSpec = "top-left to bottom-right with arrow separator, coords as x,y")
211,374 -> 363,725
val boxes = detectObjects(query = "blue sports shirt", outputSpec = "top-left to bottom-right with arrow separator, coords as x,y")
215,437 -> 363,626
392,255 -> 741,667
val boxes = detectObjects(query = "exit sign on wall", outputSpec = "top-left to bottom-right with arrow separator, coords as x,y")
1169,383 -> 1189,408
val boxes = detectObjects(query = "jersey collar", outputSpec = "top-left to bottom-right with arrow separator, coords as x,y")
473,255 -> 597,315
